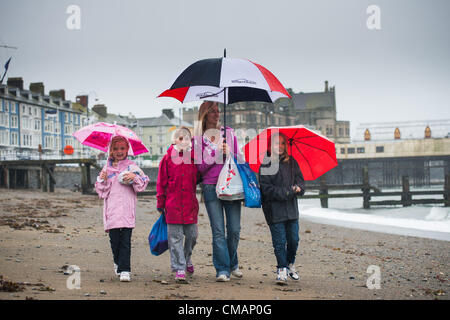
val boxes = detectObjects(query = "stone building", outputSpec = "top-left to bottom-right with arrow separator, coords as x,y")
292,81 -> 350,143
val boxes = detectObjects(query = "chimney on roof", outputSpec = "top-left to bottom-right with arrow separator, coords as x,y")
49,89 -> 66,100
7,77 -> 23,90
76,95 -> 88,108
162,108 -> 175,119
30,82 -> 45,95
92,104 -> 107,117
324,80 -> 329,92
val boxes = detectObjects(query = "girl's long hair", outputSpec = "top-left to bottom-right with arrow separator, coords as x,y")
194,100 -> 220,137
267,132 -> 290,163
108,136 -> 130,160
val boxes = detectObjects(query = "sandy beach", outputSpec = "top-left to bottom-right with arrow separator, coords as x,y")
0,188 -> 448,300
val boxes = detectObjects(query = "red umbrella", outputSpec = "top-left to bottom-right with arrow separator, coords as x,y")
243,125 -> 338,180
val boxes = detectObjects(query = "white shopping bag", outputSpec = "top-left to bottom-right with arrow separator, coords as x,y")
216,156 -> 245,201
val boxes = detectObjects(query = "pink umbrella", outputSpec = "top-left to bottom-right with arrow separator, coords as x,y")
73,122 -> 149,156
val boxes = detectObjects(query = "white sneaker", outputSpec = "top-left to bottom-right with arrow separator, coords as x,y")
276,268 -> 288,286
216,274 -> 230,282
120,271 -> 131,282
231,268 -> 243,278
288,264 -> 300,281
114,263 -> 119,276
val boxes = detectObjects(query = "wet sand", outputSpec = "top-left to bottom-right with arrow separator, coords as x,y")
0,188 -> 448,300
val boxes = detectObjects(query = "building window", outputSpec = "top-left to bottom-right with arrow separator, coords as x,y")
45,120 -> 55,133
22,134 -> 32,147
339,127 -> 343,137
11,115 -> 18,128
34,119 -> 41,131
347,148 -> 355,154
11,131 -> 18,145
149,136 -> 152,143
357,147 -> 365,153
0,130 -> 9,145
0,113 -> 9,126
340,148 -> 345,154
326,125 -> 333,136
64,124 -> 72,134
376,146 -> 384,153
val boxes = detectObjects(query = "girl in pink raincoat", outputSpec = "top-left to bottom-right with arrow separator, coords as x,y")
156,126 -> 199,283
95,135 -> 149,282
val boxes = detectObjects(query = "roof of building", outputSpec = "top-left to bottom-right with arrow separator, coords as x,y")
136,113 -> 193,128
354,119 -> 450,142
292,91 -> 335,111
0,84 -> 82,114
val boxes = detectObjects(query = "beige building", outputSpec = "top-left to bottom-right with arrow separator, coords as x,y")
337,120 -> 450,159
135,109 -> 193,165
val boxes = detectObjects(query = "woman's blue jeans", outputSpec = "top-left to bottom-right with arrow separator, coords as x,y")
268,219 -> 299,269
201,184 -> 241,277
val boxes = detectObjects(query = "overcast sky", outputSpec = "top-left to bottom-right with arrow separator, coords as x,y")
1,0 -> 449,138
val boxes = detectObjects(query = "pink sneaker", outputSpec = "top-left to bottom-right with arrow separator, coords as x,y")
186,263 -> 194,275
175,270 -> 187,283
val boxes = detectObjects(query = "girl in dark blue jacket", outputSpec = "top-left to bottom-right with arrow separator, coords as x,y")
259,132 -> 305,285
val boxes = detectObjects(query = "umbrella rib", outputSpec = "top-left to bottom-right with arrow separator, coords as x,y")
292,141 -> 315,180
290,128 -> 300,140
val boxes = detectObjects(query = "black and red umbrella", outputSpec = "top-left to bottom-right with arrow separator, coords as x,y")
158,50 -> 291,137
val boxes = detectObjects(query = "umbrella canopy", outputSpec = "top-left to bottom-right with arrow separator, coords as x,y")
158,57 -> 291,104
73,122 -> 149,156
243,125 -> 338,181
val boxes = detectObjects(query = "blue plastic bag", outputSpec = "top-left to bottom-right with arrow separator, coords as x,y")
148,214 -> 168,256
234,156 -> 262,208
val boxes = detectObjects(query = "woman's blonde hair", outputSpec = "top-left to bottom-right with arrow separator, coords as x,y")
171,126 -> 192,144
268,132 -> 290,162
109,136 -> 130,160
194,100 -> 220,137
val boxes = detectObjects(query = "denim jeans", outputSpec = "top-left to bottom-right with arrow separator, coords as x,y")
202,184 -> 241,277
109,227 -> 133,273
268,220 -> 299,269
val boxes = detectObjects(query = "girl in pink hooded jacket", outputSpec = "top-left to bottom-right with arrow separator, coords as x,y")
156,126 -> 199,283
95,136 -> 149,282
